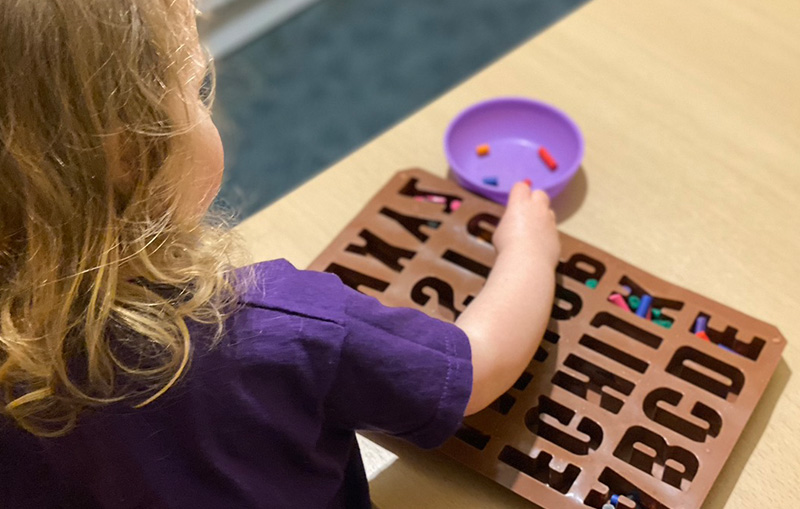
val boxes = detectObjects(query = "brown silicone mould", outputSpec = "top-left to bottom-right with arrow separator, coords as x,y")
307,169 -> 786,509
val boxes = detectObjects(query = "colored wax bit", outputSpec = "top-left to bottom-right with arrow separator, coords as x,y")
719,344 -> 736,354
696,330 -> 711,342
635,294 -> 653,318
476,144 -> 490,156
602,505 -> 615,509
610,494 -> 619,505
693,315 -> 708,333
621,285 -> 632,294
585,278 -> 598,289
451,199 -> 462,211
651,308 -> 662,318
426,195 -> 446,204
628,295 -> 641,310
522,178 -> 532,187
653,318 -> 673,329
482,176 -> 499,186
538,146 -> 558,170
608,293 -> 631,312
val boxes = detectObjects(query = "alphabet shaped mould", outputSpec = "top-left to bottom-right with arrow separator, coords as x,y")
308,169 -> 786,509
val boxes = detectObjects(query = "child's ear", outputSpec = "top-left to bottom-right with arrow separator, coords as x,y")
102,119 -> 151,213
103,129 -> 133,198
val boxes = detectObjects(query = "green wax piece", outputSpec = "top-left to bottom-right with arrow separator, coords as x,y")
653,318 -> 673,329
585,278 -> 598,289
628,295 -> 641,310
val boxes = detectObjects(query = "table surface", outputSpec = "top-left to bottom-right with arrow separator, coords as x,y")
235,0 -> 800,506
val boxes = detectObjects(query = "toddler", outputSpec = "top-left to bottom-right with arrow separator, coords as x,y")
0,1 -> 559,507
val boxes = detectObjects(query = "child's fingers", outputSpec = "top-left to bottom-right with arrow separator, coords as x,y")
530,189 -> 551,209
507,181 -> 532,206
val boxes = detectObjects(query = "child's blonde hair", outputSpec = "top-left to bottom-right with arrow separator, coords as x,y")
0,0 -> 238,436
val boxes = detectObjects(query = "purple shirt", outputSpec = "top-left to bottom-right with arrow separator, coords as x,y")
0,260 -> 472,508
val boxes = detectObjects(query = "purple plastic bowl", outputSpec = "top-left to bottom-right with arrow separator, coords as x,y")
444,97 -> 584,204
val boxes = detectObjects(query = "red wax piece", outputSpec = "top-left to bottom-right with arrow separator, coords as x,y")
539,146 -> 558,170
696,331 -> 711,342
522,178 -> 532,188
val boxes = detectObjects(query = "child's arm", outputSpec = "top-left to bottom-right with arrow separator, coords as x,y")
456,182 -> 560,415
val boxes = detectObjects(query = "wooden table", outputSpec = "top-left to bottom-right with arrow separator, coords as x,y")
236,0 -> 800,506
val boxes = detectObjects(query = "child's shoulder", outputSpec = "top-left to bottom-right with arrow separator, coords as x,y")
235,259 -> 349,326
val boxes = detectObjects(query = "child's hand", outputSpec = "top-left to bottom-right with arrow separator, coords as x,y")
493,182 -> 560,269
457,181 -> 560,415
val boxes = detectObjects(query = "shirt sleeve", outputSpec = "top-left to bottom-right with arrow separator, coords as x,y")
323,284 -> 473,449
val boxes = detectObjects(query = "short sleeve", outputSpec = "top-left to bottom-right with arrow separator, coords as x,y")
324,285 -> 473,449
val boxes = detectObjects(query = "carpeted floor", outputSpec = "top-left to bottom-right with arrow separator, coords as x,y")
212,0 -> 587,219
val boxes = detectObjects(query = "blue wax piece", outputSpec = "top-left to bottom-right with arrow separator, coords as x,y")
482,176 -> 499,186
635,294 -> 653,318
719,344 -> 735,354
610,494 -> 620,505
694,315 -> 708,333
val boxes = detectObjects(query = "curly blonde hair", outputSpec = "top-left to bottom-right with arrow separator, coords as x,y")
0,0 -> 240,436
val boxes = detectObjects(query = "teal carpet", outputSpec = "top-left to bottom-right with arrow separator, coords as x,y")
213,0 -> 587,219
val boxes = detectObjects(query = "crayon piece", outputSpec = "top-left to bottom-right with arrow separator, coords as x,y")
476,144 -> 490,156
719,344 -> 735,354
451,199 -> 462,211
628,295 -> 641,310
522,178 -> 532,188
539,146 -> 558,170
621,285 -> 632,294
651,308 -> 662,318
693,316 -> 708,334
610,494 -> 620,506
427,195 -> 446,204
602,505 -> 615,509
482,176 -> 499,186
608,293 -> 632,312
635,294 -> 653,318
696,330 -> 711,342
653,318 -> 673,329
585,278 -> 598,289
